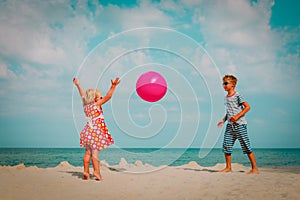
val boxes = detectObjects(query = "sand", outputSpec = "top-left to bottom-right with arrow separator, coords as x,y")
0,159 -> 299,200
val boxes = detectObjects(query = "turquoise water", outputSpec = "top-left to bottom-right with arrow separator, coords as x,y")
0,148 -> 299,168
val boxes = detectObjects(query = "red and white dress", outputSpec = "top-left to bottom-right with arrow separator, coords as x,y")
80,103 -> 114,150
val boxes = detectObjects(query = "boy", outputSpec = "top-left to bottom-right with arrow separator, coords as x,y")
217,75 -> 259,174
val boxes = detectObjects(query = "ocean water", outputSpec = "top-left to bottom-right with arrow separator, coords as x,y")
0,148 -> 299,168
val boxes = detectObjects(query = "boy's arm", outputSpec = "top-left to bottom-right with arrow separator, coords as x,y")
73,78 -> 85,98
230,101 -> 250,122
217,114 -> 227,127
95,77 -> 120,106
223,114 -> 228,122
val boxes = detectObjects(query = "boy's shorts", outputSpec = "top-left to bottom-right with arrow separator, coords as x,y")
223,123 -> 252,155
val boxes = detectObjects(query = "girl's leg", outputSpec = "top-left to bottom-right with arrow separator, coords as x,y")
91,149 -> 103,181
247,152 -> 259,174
83,147 -> 92,180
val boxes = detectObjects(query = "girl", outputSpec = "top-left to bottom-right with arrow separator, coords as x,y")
73,77 -> 120,181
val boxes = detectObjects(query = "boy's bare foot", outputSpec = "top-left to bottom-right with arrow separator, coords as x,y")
93,173 -> 103,181
246,168 -> 259,174
220,168 -> 232,172
83,172 -> 90,180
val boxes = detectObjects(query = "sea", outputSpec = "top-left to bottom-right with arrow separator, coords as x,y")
0,148 -> 299,168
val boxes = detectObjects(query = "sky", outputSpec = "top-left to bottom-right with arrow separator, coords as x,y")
0,0 -> 299,149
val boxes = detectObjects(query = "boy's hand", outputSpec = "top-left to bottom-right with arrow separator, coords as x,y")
217,120 -> 224,128
230,115 -> 239,123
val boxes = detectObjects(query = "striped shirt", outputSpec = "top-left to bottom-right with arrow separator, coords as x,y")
225,92 -> 247,124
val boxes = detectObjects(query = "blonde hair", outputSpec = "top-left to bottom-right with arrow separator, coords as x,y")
223,74 -> 238,86
82,89 -> 102,105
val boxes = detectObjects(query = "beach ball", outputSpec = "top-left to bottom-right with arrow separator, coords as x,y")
136,71 -> 167,102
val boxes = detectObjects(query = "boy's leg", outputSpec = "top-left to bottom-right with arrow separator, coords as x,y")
220,153 -> 232,172
236,124 -> 259,174
247,152 -> 259,174
92,149 -> 103,181
220,124 -> 234,172
83,147 -> 92,180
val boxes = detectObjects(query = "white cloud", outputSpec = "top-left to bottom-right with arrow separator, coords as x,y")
252,118 -> 265,126
0,0 -> 299,148
1,0 -> 298,93
273,108 -> 288,117
198,0 -> 276,48
181,0 -> 203,7
95,1 -> 171,31
0,0 -> 101,69
0,62 -> 16,79
190,0 -> 299,96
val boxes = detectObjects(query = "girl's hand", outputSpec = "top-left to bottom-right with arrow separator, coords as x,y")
95,77 -> 120,107
217,120 -> 224,128
111,77 -> 120,86
73,77 -> 79,85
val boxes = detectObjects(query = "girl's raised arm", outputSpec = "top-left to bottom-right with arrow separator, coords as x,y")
96,77 -> 120,106
73,78 -> 85,99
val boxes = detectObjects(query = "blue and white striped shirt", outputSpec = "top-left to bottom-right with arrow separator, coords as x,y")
225,92 -> 247,124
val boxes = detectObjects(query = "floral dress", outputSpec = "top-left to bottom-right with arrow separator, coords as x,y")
80,103 -> 114,150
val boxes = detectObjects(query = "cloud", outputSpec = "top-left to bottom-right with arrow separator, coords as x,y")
1,0 -> 299,91
197,0 -> 274,45
0,0 -> 299,148
87,0 -> 172,33
0,61 -> 16,79
188,0 -> 299,96
251,118 -> 265,126
0,1 -> 59,64
0,0 -> 103,69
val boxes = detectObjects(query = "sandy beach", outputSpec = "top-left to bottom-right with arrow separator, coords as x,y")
0,159 -> 299,200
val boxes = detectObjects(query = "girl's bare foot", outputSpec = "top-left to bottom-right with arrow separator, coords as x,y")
83,172 -> 90,180
220,168 -> 232,172
247,168 -> 259,174
93,173 -> 103,181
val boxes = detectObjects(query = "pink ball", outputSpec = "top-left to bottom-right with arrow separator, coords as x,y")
136,71 -> 167,102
